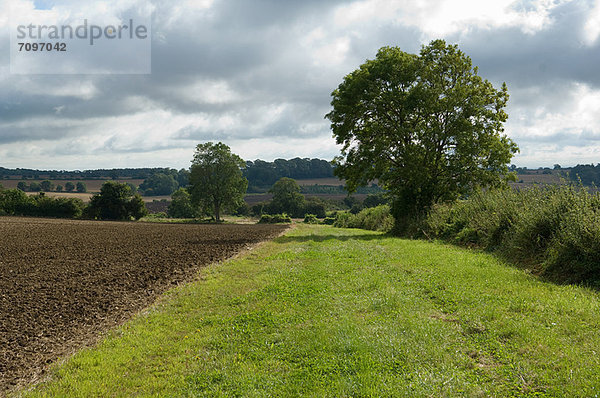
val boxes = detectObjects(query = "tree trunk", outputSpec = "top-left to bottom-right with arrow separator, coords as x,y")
214,202 -> 221,222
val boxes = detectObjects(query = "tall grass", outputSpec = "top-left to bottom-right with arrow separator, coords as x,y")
420,185 -> 600,285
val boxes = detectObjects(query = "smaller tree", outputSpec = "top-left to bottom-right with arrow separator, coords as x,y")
16,181 -> 28,191
29,182 -> 41,192
139,173 -> 179,196
189,142 -> 248,222
65,182 -> 75,192
269,177 -> 305,217
85,181 -> 147,220
40,180 -> 55,192
76,182 -> 87,193
168,188 -> 198,218
56,185 -> 63,192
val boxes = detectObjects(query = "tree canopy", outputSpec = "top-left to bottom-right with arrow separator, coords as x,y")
86,181 -> 147,221
326,40 -> 518,225
189,142 -> 248,222
269,177 -> 305,217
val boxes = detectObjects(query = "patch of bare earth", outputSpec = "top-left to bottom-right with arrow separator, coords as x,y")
0,217 -> 287,395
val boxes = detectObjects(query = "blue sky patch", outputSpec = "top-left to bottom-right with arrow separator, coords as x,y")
33,0 -> 54,10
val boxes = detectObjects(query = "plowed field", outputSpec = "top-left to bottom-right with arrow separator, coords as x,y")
0,217 -> 287,394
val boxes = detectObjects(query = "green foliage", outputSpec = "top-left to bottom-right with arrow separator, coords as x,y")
303,214 -> 319,224
65,182 -> 75,192
322,216 -> 336,225
363,193 -> 389,208
302,197 -> 326,218
189,142 -> 248,222
86,181 -> 147,221
56,185 -> 63,192
233,202 -> 250,216
257,214 -> 292,224
168,188 -> 199,218
0,188 -> 32,214
40,180 -> 55,192
269,178 -> 305,217
568,163 -> 600,186
17,181 -> 28,191
250,201 -> 269,216
31,194 -> 85,218
139,173 -> 179,196
29,182 -> 41,192
327,40 -> 518,225
0,189 -> 84,218
420,185 -> 600,285
76,182 -> 87,193
244,158 -> 334,189
300,184 -> 383,195
333,205 -> 394,232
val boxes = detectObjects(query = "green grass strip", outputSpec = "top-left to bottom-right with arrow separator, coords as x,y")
19,225 -> 600,397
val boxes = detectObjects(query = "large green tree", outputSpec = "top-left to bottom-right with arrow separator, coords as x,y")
326,40 -> 518,226
189,142 -> 248,222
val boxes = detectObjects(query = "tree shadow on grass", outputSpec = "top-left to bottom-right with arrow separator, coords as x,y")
274,232 -> 389,244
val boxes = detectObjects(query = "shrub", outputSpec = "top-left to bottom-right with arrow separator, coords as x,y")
333,211 -> 353,228
302,197 -> 327,218
322,216 -> 336,225
258,214 -> 292,224
0,189 -> 84,218
333,205 -> 393,232
303,214 -> 319,224
420,185 -> 600,285
250,202 -> 270,216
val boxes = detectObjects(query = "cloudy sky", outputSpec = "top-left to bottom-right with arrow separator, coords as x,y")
1,0 -> 599,170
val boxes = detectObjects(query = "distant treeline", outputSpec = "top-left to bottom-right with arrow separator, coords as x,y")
0,167 -> 181,180
568,164 -> 600,186
245,158 -> 334,191
1,158 -> 344,195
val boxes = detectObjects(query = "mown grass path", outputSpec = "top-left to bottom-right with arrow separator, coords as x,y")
19,225 -> 600,397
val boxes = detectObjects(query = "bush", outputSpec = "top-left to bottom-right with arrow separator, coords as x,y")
250,201 -> 270,216
322,216 -> 336,225
258,214 -> 292,224
146,212 -> 168,219
32,194 -> 85,218
302,197 -> 327,218
303,214 -> 319,224
419,185 -> 600,286
333,205 -> 393,232
0,189 -> 84,218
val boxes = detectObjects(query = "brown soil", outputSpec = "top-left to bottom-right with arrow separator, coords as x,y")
0,217 -> 287,395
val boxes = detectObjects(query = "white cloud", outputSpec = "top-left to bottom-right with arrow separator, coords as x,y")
583,0 -> 600,45
333,0 -> 569,38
